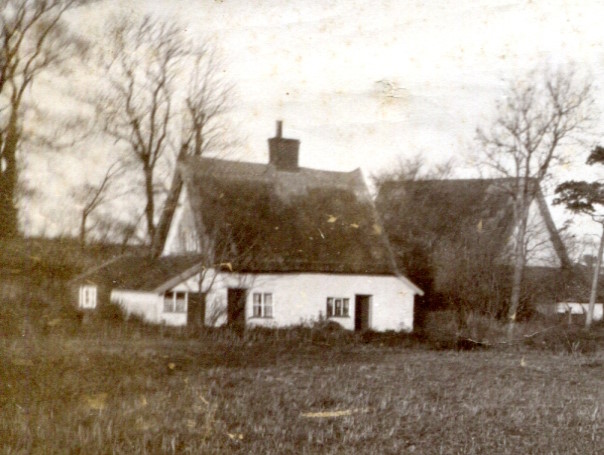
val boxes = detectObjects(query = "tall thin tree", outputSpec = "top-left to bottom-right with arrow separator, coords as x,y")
95,17 -> 231,252
151,50 -> 232,257
555,146 -> 604,328
476,66 -> 594,332
0,0 -> 87,238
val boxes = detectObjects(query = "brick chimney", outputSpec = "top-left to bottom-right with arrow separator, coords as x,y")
268,121 -> 300,171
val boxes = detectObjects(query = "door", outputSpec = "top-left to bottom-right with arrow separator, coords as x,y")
227,288 -> 247,328
355,295 -> 371,331
187,292 -> 206,328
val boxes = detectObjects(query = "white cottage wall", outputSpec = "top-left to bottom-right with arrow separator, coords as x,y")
177,270 -> 415,332
111,290 -> 162,323
111,290 -> 192,326
160,311 -> 188,326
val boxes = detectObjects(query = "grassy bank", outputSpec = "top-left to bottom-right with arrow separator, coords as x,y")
2,326 -> 604,454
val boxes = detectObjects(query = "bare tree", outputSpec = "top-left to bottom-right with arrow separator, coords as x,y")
71,160 -> 123,247
0,0 -> 87,238
371,153 -> 454,189
91,214 -> 143,251
95,16 -> 231,252
476,66 -> 595,333
151,50 -> 232,257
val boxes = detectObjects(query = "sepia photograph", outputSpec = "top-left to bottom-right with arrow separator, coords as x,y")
2,0 -> 604,453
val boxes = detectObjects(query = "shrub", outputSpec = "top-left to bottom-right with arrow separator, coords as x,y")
523,323 -> 604,354
96,301 -> 127,323
457,313 -> 506,346
359,330 -> 420,347
309,320 -> 356,346
418,311 -> 507,350
417,310 -> 460,349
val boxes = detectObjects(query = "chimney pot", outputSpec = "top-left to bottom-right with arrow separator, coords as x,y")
276,120 -> 283,138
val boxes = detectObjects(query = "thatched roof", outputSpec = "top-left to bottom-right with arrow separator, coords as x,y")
72,254 -> 203,293
377,177 -> 570,267
71,156 -> 423,295
178,156 -> 400,276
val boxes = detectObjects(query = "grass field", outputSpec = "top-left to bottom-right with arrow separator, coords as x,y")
2,325 -> 604,454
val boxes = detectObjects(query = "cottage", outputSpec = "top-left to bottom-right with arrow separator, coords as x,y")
73,122 -> 422,331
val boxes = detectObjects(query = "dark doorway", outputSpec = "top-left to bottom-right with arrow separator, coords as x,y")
187,292 -> 206,328
227,288 -> 247,328
355,295 -> 371,331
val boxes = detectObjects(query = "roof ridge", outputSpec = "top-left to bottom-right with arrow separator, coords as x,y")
182,155 -> 361,176
68,253 -> 135,284
404,177 -> 519,183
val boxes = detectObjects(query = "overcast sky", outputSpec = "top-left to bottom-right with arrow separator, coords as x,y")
27,0 -> 604,248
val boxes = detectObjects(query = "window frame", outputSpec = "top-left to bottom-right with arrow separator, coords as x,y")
79,285 -> 97,309
163,291 -> 188,314
326,297 -> 350,318
251,292 -> 274,319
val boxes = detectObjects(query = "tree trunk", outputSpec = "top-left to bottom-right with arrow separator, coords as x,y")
0,110 -> 20,238
79,212 -> 88,248
508,206 -> 529,336
143,164 -> 156,245
586,223 -> 604,328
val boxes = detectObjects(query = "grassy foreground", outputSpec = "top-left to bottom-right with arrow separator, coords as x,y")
1,328 -> 604,454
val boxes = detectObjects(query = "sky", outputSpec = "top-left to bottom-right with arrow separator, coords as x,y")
25,0 -> 604,250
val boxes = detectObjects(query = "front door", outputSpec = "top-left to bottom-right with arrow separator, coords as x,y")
187,292 -> 206,328
355,295 -> 371,331
227,288 -> 247,328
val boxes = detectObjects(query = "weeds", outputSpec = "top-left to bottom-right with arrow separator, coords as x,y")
2,330 -> 603,454
2,290 -> 604,452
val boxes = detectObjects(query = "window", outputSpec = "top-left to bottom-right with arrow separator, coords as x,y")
252,292 -> 273,318
164,292 -> 174,312
164,291 -> 187,313
79,285 -> 97,309
175,292 -> 186,313
326,297 -> 349,317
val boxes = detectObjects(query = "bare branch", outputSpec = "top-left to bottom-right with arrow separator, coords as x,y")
475,64 -> 596,331
72,159 -> 125,246
1,0 -> 88,238
93,16 -> 232,253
